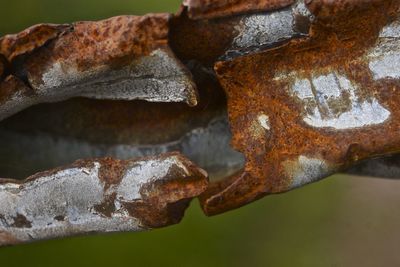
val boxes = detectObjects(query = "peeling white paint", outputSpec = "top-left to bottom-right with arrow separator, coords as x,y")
290,73 -> 390,129
284,155 -> 332,189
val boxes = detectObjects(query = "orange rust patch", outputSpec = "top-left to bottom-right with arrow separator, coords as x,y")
97,158 -> 127,190
24,14 -> 171,84
124,153 -> 209,228
0,24 -> 71,62
201,0 -> 400,215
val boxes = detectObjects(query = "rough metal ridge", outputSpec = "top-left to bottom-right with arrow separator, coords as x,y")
0,0 -> 399,243
0,153 -> 208,246
0,14 -> 197,121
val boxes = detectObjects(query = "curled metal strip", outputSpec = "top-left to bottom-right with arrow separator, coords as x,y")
0,153 -> 208,246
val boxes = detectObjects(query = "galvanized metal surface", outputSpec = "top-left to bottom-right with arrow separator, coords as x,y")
0,0 -> 399,244
0,153 -> 208,246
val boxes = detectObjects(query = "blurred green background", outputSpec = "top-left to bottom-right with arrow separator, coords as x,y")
1,1 -> 400,266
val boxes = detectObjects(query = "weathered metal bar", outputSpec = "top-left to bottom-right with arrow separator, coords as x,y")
0,153 -> 208,246
0,0 -> 399,226
200,0 -> 400,215
0,15 -> 197,121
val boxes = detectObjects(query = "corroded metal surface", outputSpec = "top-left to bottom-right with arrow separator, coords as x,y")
182,0 -> 295,19
0,0 -> 399,236
201,0 -> 400,215
0,23 -> 71,62
0,14 -> 197,121
0,153 -> 208,246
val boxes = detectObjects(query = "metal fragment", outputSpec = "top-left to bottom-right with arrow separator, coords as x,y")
0,153 -> 208,246
0,15 -> 198,121
201,0 -> 400,215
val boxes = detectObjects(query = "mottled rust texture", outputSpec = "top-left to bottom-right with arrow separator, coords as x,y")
183,0 -> 295,19
0,24 -> 71,62
122,154 -> 209,228
0,152 -> 208,246
0,76 -> 31,105
201,0 -> 400,215
170,10 -> 240,66
24,14 -> 172,89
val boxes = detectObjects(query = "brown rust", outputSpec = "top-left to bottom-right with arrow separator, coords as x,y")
182,0 -> 295,19
0,23 -> 71,62
123,153 -> 209,228
201,0 -> 400,215
10,214 -> 32,228
170,10 -> 240,66
0,56 -> 5,80
0,231 -> 21,246
24,14 -> 172,87
0,152 -> 209,245
0,75 -> 31,104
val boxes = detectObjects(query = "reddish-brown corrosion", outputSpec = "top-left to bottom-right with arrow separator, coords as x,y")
0,58 -> 4,79
182,0 -> 295,19
201,0 -> 400,215
0,152 -> 209,246
123,153 -> 209,228
170,10 -> 241,66
0,76 -> 31,105
0,24 -> 71,62
24,14 -> 173,86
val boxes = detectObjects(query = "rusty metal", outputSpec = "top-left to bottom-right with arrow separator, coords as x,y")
0,23 -> 71,62
0,152 -> 208,246
0,14 -> 197,121
182,0 -> 295,19
0,0 -> 399,244
200,0 -> 400,215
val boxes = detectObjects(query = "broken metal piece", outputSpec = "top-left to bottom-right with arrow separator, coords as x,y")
0,152 -> 208,246
201,0 -> 400,215
182,0 -> 295,19
0,14 -> 198,121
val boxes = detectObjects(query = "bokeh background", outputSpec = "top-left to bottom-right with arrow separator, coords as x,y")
1,1 -> 400,266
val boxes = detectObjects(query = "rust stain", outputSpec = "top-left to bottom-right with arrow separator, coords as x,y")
0,23 -> 71,62
24,14 -> 171,87
123,153 -> 209,228
0,75 -> 31,105
182,0 -> 295,19
201,0 -> 400,215
0,231 -> 21,246
11,214 -> 32,228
